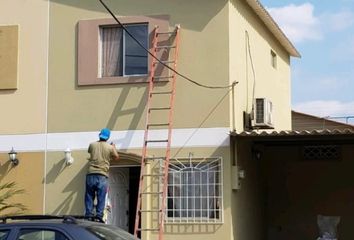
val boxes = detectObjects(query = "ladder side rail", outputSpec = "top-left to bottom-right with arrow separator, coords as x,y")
158,25 -> 181,240
134,26 -> 159,238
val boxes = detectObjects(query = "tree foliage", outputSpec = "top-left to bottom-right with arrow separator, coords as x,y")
0,182 -> 27,216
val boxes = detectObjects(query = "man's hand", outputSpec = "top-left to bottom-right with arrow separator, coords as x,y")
111,142 -> 119,161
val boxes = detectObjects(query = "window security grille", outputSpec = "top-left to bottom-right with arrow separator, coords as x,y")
166,157 -> 223,224
303,145 -> 340,161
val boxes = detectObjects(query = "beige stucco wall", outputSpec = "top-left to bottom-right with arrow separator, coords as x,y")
0,0 -> 48,134
231,139 -> 265,240
229,0 -> 292,132
48,0 -> 230,133
0,152 -> 45,214
46,1 -> 237,238
45,146 -> 233,240
44,151 -> 87,215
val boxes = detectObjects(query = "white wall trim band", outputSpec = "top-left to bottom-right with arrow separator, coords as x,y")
0,128 -> 230,152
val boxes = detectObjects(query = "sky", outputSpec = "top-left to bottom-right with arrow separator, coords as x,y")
260,0 -> 354,124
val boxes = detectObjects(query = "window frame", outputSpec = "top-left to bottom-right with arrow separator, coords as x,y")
166,157 -> 224,224
78,15 -> 170,86
99,23 -> 149,78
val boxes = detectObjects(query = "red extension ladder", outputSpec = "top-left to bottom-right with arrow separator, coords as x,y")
134,25 -> 181,240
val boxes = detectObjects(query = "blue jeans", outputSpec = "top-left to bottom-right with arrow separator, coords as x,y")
85,174 -> 108,219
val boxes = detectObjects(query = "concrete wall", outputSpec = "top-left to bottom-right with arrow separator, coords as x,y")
47,0 -> 230,133
232,139 -> 265,240
0,0 -> 48,215
229,0 -> 291,132
0,0 -> 48,134
46,2 -> 235,238
45,146 -> 233,240
0,152 -> 44,214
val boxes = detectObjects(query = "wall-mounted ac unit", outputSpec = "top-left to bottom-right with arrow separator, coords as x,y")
251,98 -> 274,129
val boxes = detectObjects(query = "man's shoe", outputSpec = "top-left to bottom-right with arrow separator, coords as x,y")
95,216 -> 105,223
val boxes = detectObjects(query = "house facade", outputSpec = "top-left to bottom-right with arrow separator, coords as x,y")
0,0 -> 301,239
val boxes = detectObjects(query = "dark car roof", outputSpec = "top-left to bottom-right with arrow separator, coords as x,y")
0,215 -> 137,240
0,215 -> 97,225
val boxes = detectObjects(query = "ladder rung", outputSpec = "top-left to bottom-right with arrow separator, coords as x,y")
140,192 -> 163,195
139,209 -> 162,213
138,228 -> 160,231
149,107 -> 171,111
147,123 -> 169,127
156,45 -> 176,49
153,76 -> 173,80
145,139 -> 169,143
142,174 -> 164,177
144,156 -> 166,160
151,91 -> 172,95
157,31 -> 176,35
153,60 -> 175,65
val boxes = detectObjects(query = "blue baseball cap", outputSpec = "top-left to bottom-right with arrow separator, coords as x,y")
99,128 -> 111,140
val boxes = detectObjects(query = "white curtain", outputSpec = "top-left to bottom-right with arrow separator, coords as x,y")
101,27 -> 123,77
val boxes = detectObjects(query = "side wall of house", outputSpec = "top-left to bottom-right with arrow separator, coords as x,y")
229,0 -> 292,132
0,0 -> 48,134
231,139 -> 265,240
0,0 -> 48,214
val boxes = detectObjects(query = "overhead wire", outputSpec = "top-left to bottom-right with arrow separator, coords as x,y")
98,0 -> 238,89
172,87 -> 233,158
245,30 -> 257,113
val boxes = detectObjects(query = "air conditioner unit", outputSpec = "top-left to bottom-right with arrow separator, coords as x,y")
251,98 -> 274,129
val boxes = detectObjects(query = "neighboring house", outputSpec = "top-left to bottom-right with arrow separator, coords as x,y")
231,112 -> 354,239
292,110 -> 354,131
0,0 -> 328,240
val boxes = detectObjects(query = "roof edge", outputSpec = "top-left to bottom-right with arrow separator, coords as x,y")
245,0 -> 301,58
292,110 -> 354,128
231,129 -> 354,137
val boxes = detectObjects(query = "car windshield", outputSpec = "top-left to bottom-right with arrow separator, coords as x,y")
86,225 -> 137,240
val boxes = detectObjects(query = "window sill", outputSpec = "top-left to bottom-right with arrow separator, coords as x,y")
165,218 -> 223,224
78,75 -> 172,86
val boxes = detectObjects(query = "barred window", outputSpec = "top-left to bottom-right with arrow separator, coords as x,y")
167,157 -> 223,223
303,145 -> 340,161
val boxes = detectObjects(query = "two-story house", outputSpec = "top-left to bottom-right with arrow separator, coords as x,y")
7,0 -> 348,239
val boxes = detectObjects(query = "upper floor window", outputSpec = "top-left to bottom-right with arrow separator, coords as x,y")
100,24 -> 148,77
77,15 -> 169,86
271,50 -> 277,68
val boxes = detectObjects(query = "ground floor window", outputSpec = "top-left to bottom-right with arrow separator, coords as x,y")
166,157 -> 223,223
